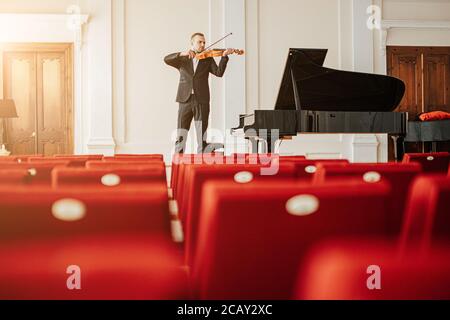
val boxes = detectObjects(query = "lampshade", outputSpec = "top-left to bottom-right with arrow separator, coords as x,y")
0,99 -> 18,118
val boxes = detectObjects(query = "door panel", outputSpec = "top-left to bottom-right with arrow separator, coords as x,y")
3,52 -> 37,155
37,53 -> 67,156
388,48 -> 422,118
424,53 -> 450,113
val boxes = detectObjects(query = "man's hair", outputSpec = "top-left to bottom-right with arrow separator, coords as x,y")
191,33 -> 205,41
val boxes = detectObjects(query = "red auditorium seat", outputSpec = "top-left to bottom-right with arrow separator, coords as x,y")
403,152 -> 450,173
0,169 -> 32,185
192,179 -> 392,299
0,155 -> 44,163
86,160 -> 165,169
104,154 -> 164,161
52,167 -> 167,187
171,154 -> 194,191
295,239 -> 450,300
183,163 -> 297,267
0,185 -> 171,242
0,162 -> 69,185
244,154 -> 306,165
172,154 -> 303,201
400,175 -> 450,251
54,154 -> 104,160
313,162 -> 422,233
0,157 -> 18,163
0,235 -> 187,300
28,157 -> 86,167
171,154 -> 223,191
173,154 -> 231,200
293,159 -> 349,180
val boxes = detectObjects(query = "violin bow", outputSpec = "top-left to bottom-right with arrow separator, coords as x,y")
202,32 -> 233,52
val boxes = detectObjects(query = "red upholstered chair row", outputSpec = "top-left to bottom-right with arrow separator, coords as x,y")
400,175 -> 450,252
54,154 -> 104,160
0,169 -> 33,185
86,160 -> 165,173
171,154 -> 232,197
313,162 -> 422,233
52,167 -> 167,188
27,157 -> 89,167
0,235 -> 187,300
403,152 -> 449,173
0,184 -> 171,242
0,163 -> 69,185
296,239 -> 450,300
103,154 -> 164,162
0,155 -> 44,163
292,159 -> 349,180
175,155 -> 303,217
171,154 -> 312,200
191,179 -> 392,299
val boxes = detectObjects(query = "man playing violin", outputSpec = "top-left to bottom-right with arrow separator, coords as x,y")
164,33 -> 235,154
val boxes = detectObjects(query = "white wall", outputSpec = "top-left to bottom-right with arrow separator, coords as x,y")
0,0 -> 82,13
247,0 -> 342,112
117,0 -> 209,157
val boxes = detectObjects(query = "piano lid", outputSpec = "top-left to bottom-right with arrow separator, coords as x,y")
274,48 -> 406,112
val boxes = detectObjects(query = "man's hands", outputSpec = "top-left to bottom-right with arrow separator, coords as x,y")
180,48 -> 234,59
180,50 -> 196,59
222,48 -> 234,57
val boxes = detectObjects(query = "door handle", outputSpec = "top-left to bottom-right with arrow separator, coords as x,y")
31,132 -> 36,138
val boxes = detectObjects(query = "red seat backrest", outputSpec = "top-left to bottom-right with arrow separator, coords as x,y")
0,185 -> 170,242
403,152 -> 449,173
313,163 -> 422,233
184,163 -> 297,267
0,234 -> 186,299
400,175 -> 450,251
296,239 -> 450,299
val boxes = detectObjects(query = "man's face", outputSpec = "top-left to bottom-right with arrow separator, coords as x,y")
192,35 -> 206,53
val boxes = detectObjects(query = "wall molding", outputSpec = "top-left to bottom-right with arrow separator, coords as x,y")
353,0 -> 374,73
380,19 -> 450,54
113,0 -> 127,145
85,0 -> 116,156
377,19 -> 450,74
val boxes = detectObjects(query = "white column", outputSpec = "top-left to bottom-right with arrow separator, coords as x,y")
223,0 -> 246,131
224,0 -> 247,154
353,0 -> 374,73
86,0 -> 116,155
112,0 -> 126,146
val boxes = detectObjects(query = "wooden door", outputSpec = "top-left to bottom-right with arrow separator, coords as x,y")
3,52 -> 38,155
387,46 -> 450,119
1,43 -> 73,156
37,52 -> 70,155
388,46 -> 450,153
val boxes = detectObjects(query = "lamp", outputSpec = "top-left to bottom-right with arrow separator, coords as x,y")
0,99 -> 18,156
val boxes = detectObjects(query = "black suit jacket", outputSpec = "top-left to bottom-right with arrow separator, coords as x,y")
164,52 -> 229,104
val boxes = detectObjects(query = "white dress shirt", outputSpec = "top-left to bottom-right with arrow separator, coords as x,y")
192,53 -> 199,94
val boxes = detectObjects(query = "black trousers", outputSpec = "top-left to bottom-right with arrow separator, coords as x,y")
175,94 -> 210,154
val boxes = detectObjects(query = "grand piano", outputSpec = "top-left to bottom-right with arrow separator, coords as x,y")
232,48 -> 408,159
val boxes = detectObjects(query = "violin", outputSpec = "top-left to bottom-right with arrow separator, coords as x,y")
196,48 -> 245,60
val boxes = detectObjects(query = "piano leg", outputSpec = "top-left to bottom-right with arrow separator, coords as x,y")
432,142 -> 437,153
263,136 -> 278,154
391,135 -> 405,162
